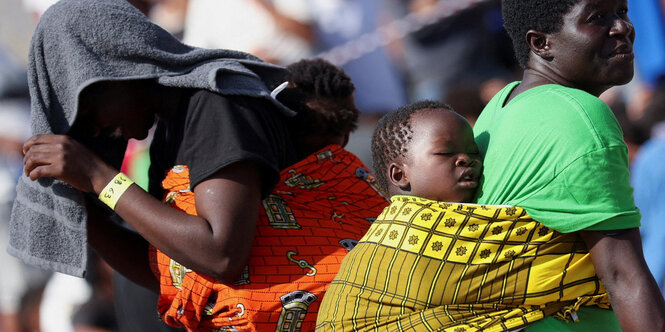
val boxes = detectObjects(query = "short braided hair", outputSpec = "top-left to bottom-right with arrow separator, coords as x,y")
371,100 -> 453,193
502,0 -> 577,68
277,58 -> 359,138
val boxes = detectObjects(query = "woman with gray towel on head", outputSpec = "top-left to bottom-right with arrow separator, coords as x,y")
13,0 -> 299,329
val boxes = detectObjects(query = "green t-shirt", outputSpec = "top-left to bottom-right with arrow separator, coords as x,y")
473,82 -> 640,233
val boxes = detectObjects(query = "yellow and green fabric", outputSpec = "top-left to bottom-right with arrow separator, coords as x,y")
316,196 -> 610,332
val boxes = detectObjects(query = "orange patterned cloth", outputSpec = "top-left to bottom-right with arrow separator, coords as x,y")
150,145 -> 388,331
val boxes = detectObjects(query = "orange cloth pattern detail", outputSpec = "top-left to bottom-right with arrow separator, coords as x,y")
150,145 -> 388,331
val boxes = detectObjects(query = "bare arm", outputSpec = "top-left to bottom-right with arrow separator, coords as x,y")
24,134 -> 260,283
86,197 -> 157,292
112,161 -> 260,282
580,228 -> 665,332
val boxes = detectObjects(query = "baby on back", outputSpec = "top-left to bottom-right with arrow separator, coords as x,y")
316,100 -> 609,331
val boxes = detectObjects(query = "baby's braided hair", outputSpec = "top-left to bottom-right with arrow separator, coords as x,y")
371,100 -> 452,193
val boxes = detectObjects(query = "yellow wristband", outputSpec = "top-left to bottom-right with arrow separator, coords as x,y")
98,173 -> 134,210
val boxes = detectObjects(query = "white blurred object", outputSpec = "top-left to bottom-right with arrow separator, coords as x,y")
311,0 -> 363,39
0,47 -> 28,98
22,0 -> 58,17
149,0 -> 188,37
0,100 -> 29,200
39,273 -> 92,332
0,100 -> 30,142
183,0 -> 313,64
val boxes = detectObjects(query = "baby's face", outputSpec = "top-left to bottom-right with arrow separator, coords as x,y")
401,108 -> 482,202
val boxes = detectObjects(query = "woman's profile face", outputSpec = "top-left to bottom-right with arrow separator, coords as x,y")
546,0 -> 635,93
74,81 -> 157,140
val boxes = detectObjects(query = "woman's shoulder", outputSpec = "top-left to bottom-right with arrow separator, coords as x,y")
549,86 -> 621,136
546,85 -> 608,108
517,85 -> 615,129
481,84 -> 624,151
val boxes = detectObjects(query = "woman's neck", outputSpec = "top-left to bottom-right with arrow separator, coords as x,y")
510,65 -> 609,102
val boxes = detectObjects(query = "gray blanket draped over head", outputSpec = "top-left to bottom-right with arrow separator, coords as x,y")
9,0 -> 293,277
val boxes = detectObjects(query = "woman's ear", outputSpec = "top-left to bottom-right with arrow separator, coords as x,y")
526,30 -> 553,60
389,162 -> 410,191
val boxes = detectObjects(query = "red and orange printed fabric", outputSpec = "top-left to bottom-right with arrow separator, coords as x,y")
150,145 -> 388,331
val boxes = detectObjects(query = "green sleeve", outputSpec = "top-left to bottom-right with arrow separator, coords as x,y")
584,214 -> 640,231
518,146 -> 641,233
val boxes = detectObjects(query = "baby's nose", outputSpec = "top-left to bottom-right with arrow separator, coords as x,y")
456,154 -> 478,167
456,154 -> 470,167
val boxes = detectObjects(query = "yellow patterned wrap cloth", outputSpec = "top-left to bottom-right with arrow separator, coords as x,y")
316,195 -> 610,332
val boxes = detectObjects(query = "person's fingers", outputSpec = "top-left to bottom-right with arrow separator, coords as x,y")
23,134 -> 68,154
22,135 -> 41,155
21,134 -> 105,192
23,138 -> 71,178
23,148 -> 57,178
26,164 -> 60,181
23,142 -> 60,166
24,152 -> 61,180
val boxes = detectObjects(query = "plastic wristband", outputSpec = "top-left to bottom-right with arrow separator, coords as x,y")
98,173 -> 134,210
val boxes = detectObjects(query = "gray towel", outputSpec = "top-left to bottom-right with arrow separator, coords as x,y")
9,0 -> 293,277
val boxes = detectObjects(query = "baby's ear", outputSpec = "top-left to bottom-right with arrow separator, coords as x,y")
389,162 -> 410,191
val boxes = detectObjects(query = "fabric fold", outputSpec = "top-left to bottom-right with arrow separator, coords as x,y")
316,196 -> 610,331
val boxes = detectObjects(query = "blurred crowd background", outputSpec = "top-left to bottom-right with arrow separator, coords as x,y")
0,0 -> 664,331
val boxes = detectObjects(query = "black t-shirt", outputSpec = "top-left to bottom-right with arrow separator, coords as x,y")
148,90 -> 297,200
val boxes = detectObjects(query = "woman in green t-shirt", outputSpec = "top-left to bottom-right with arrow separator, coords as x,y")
473,0 -> 665,330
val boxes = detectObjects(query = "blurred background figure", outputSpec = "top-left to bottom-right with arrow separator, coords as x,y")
147,0 -> 188,39
310,0 -> 407,116
632,124 -> 665,296
384,0 -> 517,102
623,0 -> 665,296
307,0 -> 409,169
183,0 -> 314,65
0,45 -> 49,332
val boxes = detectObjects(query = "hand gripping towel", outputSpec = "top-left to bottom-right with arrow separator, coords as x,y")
9,0 -> 293,277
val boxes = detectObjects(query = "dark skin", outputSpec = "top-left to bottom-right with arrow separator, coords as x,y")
581,229 -> 665,331
507,0 -> 665,330
292,98 -> 351,159
387,109 -> 482,203
294,132 -> 348,160
22,82 -> 263,292
508,0 -> 635,101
